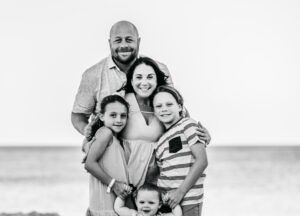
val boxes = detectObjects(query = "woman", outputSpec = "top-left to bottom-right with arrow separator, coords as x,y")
119,56 -> 170,188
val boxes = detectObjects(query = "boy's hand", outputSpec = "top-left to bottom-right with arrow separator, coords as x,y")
166,189 -> 185,209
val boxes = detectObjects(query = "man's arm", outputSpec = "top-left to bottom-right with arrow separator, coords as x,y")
71,112 -> 90,136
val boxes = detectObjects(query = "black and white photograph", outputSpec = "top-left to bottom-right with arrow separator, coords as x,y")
1,1 -> 299,216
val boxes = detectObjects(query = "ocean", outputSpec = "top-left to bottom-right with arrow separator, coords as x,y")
0,146 -> 299,216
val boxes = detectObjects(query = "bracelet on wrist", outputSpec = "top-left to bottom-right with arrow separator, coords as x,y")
106,178 -> 116,193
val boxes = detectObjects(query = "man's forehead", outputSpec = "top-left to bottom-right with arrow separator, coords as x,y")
110,22 -> 138,38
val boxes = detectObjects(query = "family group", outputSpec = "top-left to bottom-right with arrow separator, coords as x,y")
71,20 -> 211,216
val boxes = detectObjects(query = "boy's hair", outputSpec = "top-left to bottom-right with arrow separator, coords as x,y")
152,85 -> 184,107
137,183 -> 162,202
89,94 -> 129,140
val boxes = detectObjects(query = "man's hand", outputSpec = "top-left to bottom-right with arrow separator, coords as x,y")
197,122 -> 211,145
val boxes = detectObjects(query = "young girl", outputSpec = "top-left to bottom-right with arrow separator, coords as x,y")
114,183 -> 182,216
152,85 -> 208,216
84,95 -> 133,216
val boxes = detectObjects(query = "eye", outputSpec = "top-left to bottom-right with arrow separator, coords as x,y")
154,104 -> 162,108
110,113 -> 117,118
113,38 -> 121,43
139,201 -> 145,204
166,103 -> 173,107
134,75 -> 142,80
126,38 -> 133,43
121,113 -> 128,119
147,74 -> 155,79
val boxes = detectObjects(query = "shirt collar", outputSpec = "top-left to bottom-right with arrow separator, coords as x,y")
107,55 -> 120,70
107,54 -> 141,71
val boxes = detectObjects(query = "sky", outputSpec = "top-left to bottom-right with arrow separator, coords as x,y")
0,0 -> 299,146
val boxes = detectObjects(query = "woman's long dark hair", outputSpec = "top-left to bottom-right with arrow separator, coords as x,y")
88,94 -> 129,141
118,57 -> 169,97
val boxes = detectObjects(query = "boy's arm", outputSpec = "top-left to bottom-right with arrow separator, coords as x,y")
114,197 -> 137,216
167,142 -> 208,208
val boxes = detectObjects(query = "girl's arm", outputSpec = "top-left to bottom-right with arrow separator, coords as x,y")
84,127 -> 130,198
167,142 -> 208,208
114,197 -> 137,216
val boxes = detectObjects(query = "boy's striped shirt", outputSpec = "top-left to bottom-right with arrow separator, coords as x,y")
155,117 -> 206,206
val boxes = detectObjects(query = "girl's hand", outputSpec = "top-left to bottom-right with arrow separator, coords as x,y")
167,189 -> 185,209
112,181 -> 132,199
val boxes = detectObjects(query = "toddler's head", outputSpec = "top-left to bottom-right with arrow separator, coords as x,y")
135,183 -> 162,216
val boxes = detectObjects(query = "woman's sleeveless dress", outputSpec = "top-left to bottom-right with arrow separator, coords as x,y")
121,93 -> 165,188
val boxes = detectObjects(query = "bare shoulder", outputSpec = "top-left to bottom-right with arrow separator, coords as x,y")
94,127 -> 113,140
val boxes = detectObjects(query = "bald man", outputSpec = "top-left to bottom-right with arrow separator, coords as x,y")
71,20 -> 211,143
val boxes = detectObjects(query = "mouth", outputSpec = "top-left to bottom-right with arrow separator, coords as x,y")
118,51 -> 132,58
160,114 -> 170,117
142,209 -> 151,214
113,124 -> 124,128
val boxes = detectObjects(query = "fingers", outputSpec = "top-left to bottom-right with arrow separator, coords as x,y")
196,125 -> 211,145
198,121 -> 204,128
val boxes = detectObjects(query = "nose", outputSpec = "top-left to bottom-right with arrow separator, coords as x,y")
162,105 -> 169,112
120,39 -> 129,48
115,115 -> 122,122
140,78 -> 148,85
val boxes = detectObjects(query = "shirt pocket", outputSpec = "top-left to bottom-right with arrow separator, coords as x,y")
168,136 -> 183,153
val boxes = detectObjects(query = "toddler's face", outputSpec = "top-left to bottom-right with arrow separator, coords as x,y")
136,190 -> 161,216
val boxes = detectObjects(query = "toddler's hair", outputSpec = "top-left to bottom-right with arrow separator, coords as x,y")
89,94 -> 129,140
137,183 -> 162,202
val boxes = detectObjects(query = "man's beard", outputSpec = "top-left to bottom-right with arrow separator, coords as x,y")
113,48 -> 138,64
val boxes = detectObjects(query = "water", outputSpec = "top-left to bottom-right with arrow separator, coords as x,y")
0,146 -> 299,216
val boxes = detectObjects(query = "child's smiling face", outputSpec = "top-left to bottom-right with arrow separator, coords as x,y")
153,92 -> 182,128
100,102 -> 128,134
135,190 -> 161,216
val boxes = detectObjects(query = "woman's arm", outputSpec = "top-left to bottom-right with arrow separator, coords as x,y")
114,197 -> 137,216
84,127 -> 130,198
167,142 -> 208,208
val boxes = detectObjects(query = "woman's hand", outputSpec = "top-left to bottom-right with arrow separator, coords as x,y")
166,189 -> 185,209
112,181 -> 132,199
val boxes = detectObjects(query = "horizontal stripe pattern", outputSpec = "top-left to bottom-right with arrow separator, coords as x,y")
155,117 -> 206,205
